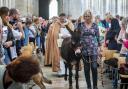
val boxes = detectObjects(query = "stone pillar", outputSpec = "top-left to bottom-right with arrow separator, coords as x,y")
92,0 -> 99,15
126,0 -> 128,16
27,0 -> 33,16
15,0 -> 27,16
111,0 -> 116,16
62,0 -> 82,19
100,0 -> 106,18
0,0 -> 3,6
33,0 -> 39,16
57,0 -> 64,15
124,0 -> 126,16
15,0 -> 39,17
117,0 -> 122,16
12,0 -> 16,8
57,0 -> 128,19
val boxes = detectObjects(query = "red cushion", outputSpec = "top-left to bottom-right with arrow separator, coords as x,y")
123,39 -> 128,49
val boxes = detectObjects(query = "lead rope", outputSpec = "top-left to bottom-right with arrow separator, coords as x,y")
98,56 -> 104,87
98,47 -> 104,87
82,54 -> 104,87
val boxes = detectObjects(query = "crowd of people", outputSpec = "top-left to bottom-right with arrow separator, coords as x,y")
0,6 -> 128,89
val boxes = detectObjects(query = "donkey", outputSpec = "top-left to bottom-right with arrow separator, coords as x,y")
61,25 -> 82,89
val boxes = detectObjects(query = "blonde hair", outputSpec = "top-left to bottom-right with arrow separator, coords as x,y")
83,10 -> 93,22
83,10 -> 92,18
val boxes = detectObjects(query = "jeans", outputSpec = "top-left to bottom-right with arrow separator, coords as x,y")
112,68 -> 118,88
83,55 -> 98,88
36,36 -> 41,48
41,36 -> 45,55
4,48 -> 11,65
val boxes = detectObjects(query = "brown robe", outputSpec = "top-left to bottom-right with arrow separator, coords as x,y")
45,21 -> 74,72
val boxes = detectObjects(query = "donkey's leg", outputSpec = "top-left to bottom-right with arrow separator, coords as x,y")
64,62 -> 68,81
69,65 -> 73,89
75,61 -> 80,89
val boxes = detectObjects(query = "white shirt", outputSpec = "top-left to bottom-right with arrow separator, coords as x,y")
59,27 -> 71,38
2,26 -> 21,59
2,26 -> 21,43
29,25 -> 36,38
57,27 -> 71,47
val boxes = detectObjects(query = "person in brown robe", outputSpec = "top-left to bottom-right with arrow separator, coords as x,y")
45,13 -> 74,73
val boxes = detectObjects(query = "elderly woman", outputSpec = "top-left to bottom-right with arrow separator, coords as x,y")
78,10 -> 100,89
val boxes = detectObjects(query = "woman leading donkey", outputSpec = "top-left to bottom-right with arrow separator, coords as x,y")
78,10 -> 101,89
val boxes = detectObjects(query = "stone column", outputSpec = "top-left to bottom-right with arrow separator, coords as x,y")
57,0 -> 63,15
27,0 -> 33,16
15,0 -> 27,16
117,0 -> 121,16
0,0 -> 3,6
8,0 -> 12,8
58,0 -> 82,19
92,0 -> 99,15
33,0 -> 39,16
15,0 -> 39,17
111,0 -> 116,16
11,0 -> 16,8
80,0 -> 84,15
126,0 -> 128,16
100,0 -> 106,18
124,0 -> 126,16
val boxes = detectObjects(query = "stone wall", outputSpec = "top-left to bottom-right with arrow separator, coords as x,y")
58,0 -> 128,19
15,0 -> 39,17
58,0 -> 82,19
0,0 -> 128,19
0,0 -> 39,17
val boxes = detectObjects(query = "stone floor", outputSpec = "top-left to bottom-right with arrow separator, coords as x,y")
28,66 -> 120,89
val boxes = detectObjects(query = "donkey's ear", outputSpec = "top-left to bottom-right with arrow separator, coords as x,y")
75,28 -> 78,32
74,29 -> 81,34
74,28 -> 78,32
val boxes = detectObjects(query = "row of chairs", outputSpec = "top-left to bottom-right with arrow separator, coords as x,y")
101,47 -> 126,67
101,46 -> 128,89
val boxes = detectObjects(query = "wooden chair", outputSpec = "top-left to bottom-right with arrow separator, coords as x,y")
104,50 -> 117,60
118,57 -> 126,68
113,53 -> 120,58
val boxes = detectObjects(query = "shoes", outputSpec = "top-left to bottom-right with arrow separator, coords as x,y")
87,87 -> 92,89
93,86 -> 98,89
57,74 -> 65,77
112,86 -> 117,89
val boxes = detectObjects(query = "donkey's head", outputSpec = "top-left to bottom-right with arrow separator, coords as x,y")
71,29 -> 82,57
71,29 -> 81,47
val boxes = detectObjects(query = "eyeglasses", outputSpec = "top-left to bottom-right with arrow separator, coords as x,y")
84,16 -> 91,17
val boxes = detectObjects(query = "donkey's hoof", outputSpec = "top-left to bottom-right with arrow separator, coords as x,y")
48,80 -> 52,84
64,77 -> 67,81
76,85 -> 79,89
69,86 -> 73,89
